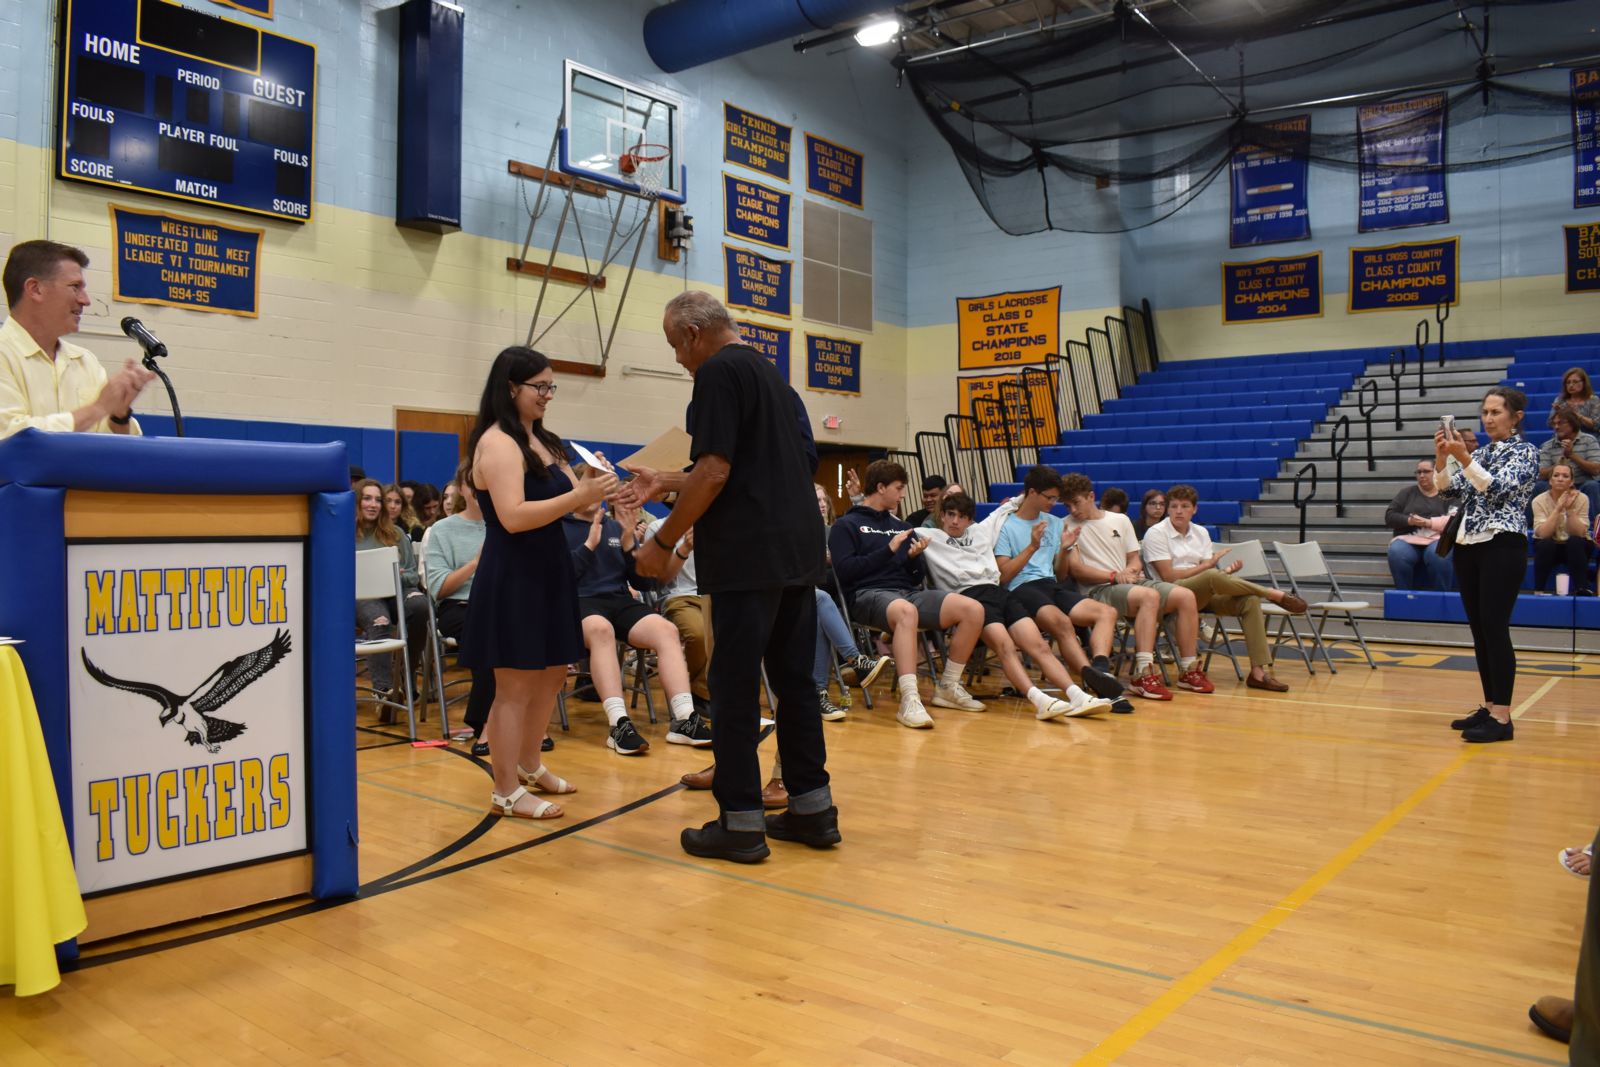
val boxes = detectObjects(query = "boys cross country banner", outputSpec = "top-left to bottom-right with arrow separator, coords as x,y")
735,319 -> 792,379
1566,223 -> 1600,293
723,244 -> 792,318
806,333 -> 861,395
110,204 -> 263,317
723,102 -> 791,181
956,287 -> 1060,370
723,174 -> 791,250
805,133 -> 864,209
1221,253 -> 1323,324
1229,116 -> 1311,247
1358,93 -> 1448,232
67,539 -> 308,895
1574,68 -> 1600,209
1348,237 -> 1459,312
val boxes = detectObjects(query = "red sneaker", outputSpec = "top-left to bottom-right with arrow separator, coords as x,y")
1178,667 -> 1214,694
1129,671 -> 1172,700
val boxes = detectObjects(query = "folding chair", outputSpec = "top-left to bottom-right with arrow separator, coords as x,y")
355,546 -> 417,739
1270,540 -> 1377,672
1210,540 -> 1314,675
832,570 -> 941,694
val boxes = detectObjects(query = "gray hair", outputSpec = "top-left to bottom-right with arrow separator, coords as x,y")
664,290 -> 734,332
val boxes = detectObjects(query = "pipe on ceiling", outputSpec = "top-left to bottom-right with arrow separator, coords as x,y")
643,0 -> 893,73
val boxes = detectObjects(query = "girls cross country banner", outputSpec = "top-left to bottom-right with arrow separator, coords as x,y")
1348,237 -> 1459,312
956,287 -> 1060,370
1358,94 -> 1448,232
1574,67 -> 1600,209
1229,116 -> 1311,247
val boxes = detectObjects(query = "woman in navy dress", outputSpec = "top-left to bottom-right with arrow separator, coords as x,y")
464,346 -> 616,818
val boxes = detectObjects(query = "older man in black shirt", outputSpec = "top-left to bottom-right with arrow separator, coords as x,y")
631,291 -> 836,863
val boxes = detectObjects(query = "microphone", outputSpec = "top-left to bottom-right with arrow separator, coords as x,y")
120,317 -> 168,359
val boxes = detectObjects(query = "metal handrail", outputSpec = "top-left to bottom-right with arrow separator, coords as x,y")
1292,461 -> 1318,544
1415,319 -> 1430,398
1435,300 -> 1450,368
914,430 -> 955,492
1387,347 -> 1408,430
1331,415 -> 1351,518
1086,326 -> 1118,398
1357,378 -> 1380,472
886,448 -> 923,507
942,414 -> 992,498
972,396 -> 1013,481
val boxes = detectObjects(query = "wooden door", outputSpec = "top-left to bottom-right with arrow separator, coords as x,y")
815,450 -> 872,522
395,408 -> 474,468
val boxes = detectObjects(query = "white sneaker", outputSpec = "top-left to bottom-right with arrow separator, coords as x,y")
932,681 -> 985,712
1064,690 -> 1113,717
897,693 -> 934,729
1035,697 -> 1072,721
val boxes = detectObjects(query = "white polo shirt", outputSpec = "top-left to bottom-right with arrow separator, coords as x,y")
0,316 -> 141,439
1141,516 -> 1212,575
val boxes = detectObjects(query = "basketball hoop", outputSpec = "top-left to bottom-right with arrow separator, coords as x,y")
617,142 -> 670,198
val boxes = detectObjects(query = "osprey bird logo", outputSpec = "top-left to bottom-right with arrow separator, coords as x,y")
81,629 -> 292,753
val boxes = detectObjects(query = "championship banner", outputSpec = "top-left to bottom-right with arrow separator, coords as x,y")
1229,116 -> 1311,247
806,333 -> 861,395
956,287 -> 1060,371
1574,67 -> 1600,210
805,133 -> 864,209
723,102 -> 791,181
723,174 -> 791,250
212,0 -> 272,15
67,539 -> 308,895
735,319 -> 792,379
1358,93 -> 1448,232
1566,223 -> 1600,294
723,244 -> 791,318
957,370 -> 1060,449
110,205 -> 263,317
1221,253 -> 1322,324
1349,237 -> 1459,312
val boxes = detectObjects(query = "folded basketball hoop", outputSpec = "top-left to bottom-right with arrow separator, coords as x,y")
617,142 -> 670,197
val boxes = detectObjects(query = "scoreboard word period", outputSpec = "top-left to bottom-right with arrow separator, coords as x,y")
59,0 -> 317,223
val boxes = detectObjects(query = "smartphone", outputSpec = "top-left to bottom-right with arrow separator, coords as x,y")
1438,414 -> 1455,436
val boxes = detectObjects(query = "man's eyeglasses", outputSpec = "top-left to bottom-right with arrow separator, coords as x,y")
518,382 -> 558,397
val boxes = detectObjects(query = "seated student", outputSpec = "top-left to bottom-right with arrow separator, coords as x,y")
1531,462 -> 1594,595
1538,411 -> 1600,516
1060,472 -> 1208,700
424,461 -> 494,741
384,483 -> 420,540
829,459 -> 988,729
992,465 -> 1128,707
441,481 -> 462,518
914,492 -> 1113,719
1384,458 -> 1455,590
813,484 -> 890,718
409,483 -> 442,539
904,473 -> 948,528
1099,487 -> 1129,515
1142,484 -> 1308,692
921,483 -> 963,528
561,480 -> 712,756
1132,489 -> 1166,541
642,510 -> 712,719
354,478 -> 429,705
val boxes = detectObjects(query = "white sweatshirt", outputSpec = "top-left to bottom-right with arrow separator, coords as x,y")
911,498 -> 1019,591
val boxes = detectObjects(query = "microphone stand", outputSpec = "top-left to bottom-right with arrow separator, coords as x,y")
142,352 -> 184,437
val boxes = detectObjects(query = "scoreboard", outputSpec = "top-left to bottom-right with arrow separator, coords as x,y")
58,0 -> 316,223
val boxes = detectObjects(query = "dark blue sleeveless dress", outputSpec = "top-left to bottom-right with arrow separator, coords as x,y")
461,468 -> 583,669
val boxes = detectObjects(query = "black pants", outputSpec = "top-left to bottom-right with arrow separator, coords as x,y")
707,584 -> 831,831
1574,824 -> 1600,1062
1452,532 -> 1525,706
435,598 -> 495,737
1532,536 -> 1593,595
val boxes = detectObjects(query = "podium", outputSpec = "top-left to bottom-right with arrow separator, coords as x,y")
0,429 -> 358,947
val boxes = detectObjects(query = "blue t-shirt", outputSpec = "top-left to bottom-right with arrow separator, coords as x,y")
994,512 -> 1063,590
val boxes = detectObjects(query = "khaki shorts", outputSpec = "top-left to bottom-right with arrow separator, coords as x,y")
1087,579 -> 1176,618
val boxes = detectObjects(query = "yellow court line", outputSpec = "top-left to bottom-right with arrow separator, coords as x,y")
1070,747 -> 1478,1066
1512,676 -> 1561,720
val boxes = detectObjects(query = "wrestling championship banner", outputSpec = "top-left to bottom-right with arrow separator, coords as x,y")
1348,237 -> 1459,312
956,287 -> 1060,371
1229,116 -> 1311,247
68,539 -> 308,895
110,204 -> 263,317
1221,253 -> 1323,324
1358,93 -> 1448,232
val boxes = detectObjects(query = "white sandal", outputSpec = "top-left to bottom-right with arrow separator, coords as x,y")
491,785 -> 561,820
518,764 -> 577,794
1559,844 -> 1593,879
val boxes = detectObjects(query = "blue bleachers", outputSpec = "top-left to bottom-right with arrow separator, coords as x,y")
1385,589 -> 1598,629
1041,440 -> 1296,465
1099,389 -> 1342,412
1084,403 -> 1326,428
1059,421 -> 1313,445
1021,458 -> 1280,483
1119,379 -> 1351,400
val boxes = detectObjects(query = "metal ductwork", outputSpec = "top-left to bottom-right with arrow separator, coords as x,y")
644,0 -> 891,73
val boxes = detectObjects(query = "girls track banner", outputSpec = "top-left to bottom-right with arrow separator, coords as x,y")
1574,67 -> 1600,209
1566,223 -> 1600,293
956,287 -> 1061,371
1221,253 -> 1323,324
805,134 -> 864,209
1358,93 -> 1448,232
1229,116 -> 1311,247
806,334 -> 861,395
735,319 -> 792,379
1348,237 -> 1459,312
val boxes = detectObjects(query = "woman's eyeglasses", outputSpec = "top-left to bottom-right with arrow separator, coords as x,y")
518,382 -> 558,397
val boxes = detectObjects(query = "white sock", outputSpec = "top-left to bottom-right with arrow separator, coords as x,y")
1178,657 -> 1198,671
1025,687 -> 1055,712
940,660 -> 966,688
602,697 -> 627,727
1134,653 -> 1154,674
668,692 -> 695,722
897,674 -> 919,700
1064,684 -> 1089,704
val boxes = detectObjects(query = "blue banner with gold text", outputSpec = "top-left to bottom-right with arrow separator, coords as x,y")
736,320 -> 792,379
1349,238 -> 1459,312
110,204 -> 263,317
1229,116 -> 1310,247
724,103 -> 791,182
1221,253 -> 1322,324
1574,67 -> 1600,209
1566,224 -> 1600,293
805,133 -> 864,209
723,174 -> 791,250
723,245 -> 791,318
1358,94 -> 1448,232
806,334 -> 861,395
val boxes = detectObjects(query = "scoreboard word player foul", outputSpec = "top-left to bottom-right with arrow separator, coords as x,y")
59,0 -> 317,223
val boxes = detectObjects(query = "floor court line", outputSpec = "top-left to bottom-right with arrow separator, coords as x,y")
1512,676 -> 1561,720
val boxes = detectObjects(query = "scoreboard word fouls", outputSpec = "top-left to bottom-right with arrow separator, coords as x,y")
59,0 -> 317,223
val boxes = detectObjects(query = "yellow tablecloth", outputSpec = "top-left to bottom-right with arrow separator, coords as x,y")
0,646 -> 86,996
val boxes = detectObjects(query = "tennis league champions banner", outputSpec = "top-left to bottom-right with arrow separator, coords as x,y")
723,174 -> 791,250
805,134 -> 864,209
806,334 -> 861,395
723,245 -> 791,317
110,205 -> 263,317
1358,94 -> 1448,232
735,319 -> 792,379
1349,238 -> 1459,312
1566,223 -> 1600,293
956,288 -> 1060,370
1221,254 -> 1323,324
1574,67 -> 1600,209
723,103 -> 791,181
1229,116 -> 1311,247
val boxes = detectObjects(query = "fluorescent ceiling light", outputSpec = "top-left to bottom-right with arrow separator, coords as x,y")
854,16 -> 901,47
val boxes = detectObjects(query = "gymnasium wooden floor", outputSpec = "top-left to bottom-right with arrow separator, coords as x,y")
3,641 -> 1596,1065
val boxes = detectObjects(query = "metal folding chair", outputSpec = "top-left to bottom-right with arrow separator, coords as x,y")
1209,540 -> 1314,675
1271,540 -> 1377,672
355,546 -> 417,739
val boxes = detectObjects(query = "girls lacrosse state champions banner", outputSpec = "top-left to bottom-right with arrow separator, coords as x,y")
1575,67 -> 1600,209
1358,94 -> 1448,232
1229,116 -> 1311,247
1221,254 -> 1323,324
956,287 -> 1060,370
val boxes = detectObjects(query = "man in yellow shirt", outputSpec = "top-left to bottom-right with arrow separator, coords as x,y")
0,240 -> 154,439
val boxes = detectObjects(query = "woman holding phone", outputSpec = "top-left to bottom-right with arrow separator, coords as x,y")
1435,388 -> 1539,743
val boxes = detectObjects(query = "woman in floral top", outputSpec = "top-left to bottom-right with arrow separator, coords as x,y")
1434,387 -> 1539,744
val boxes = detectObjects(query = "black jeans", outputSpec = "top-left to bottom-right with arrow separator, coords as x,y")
1573,824 -> 1600,1062
1452,532 -> 1525,707
435,598 -> 495,737
707,584 -> 831,831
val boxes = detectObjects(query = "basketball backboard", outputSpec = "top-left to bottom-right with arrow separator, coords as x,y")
560,60 -> 685,204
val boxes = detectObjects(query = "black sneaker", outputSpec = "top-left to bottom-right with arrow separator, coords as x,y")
765,806 -> 842,848
667,710 -> 714,746
681,818 -> 769,863
848,654 -> 890,690
1110,698 -> 1135,714
470,739 -> 490,757
691,693 -> 712,720
1462,717 -> 1514,743
541,735 -> 554,752
607,716 -> 650,755
818,687 -> 848,722
1082,665 -> 1126,701
1451,706 -> 1491,730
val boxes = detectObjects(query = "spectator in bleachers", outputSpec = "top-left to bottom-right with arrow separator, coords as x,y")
354,478 -> 428,706
1099,487 -> 1129,515
1537,410 -> 1600,516
411,483 -> 443,535
1133,489 -> 1166,541
385,483 -> 419,539
1548,367 -> 1600,434
424,461 -> 493,742
829,459 -> 988,729
1531,461 -> 1594,596
1061,472 -> 1209,700
922,483 -> 964,527
441,481 -> 461,517
1384,459 -> 1456,591
1142,485 -> 1307,692
904,473 -> 947,528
